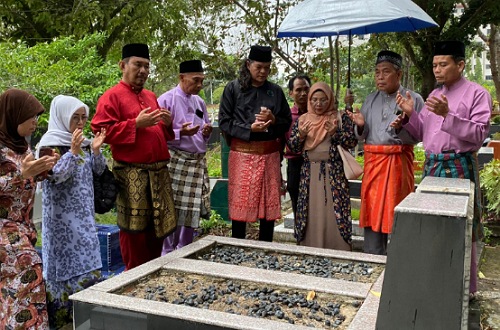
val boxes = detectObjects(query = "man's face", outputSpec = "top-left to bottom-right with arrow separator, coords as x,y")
432,55 -> 464,86
374,62 -> 401,94
120,56 -> 150,88
289,78 -> 310,110
180,73 -> 205,95
247,60 -> 271,86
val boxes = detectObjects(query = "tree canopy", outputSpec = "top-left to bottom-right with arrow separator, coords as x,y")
1,0 -> 499,102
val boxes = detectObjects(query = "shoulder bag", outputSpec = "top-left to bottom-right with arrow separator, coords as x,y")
337,111 -> 363,180
93,165 -> 118,214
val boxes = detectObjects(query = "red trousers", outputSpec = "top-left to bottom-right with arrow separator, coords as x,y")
119,229 -> 163,270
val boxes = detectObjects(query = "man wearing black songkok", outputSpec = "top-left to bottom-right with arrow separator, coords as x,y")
91,43 -> 176,270
395,40 -> 492,299
219,45 -> 291,242
347,50 -> 425,255
157,60 -> 212,254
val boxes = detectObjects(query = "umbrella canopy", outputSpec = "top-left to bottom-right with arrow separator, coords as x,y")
277,0 -> 438,99
277,0 -> 438,37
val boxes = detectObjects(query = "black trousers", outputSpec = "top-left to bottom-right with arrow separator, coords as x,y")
286,157 -> 303,218
231,219 -> 275,242
363,227 -> 389,255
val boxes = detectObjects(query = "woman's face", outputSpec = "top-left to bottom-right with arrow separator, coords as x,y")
69,107 -> 88,132
310,90 -> 329,115
17,115 -> 38,137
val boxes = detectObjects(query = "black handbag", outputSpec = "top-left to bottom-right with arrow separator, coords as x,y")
93,165 -> 118,214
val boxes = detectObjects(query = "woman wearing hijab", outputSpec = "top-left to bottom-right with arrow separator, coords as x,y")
0,89 -> 57,330
38,95 -> 106,328
288,82 -> 357,250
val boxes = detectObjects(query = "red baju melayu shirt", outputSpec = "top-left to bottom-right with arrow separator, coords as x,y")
91,81 -> 174,163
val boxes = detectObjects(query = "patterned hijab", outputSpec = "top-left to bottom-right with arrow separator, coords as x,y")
300,82 -> 338,151
38,95 -> 91,154
0,89 -> 45,153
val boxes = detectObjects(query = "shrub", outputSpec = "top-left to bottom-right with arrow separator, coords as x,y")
480,159 -> 500,217
199,210 -> 229,235
207,143 -> 222,177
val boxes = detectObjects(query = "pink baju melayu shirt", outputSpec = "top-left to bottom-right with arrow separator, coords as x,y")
404,77 -> 491,153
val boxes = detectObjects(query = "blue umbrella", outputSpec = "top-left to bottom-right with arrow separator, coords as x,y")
277,0 -> 438,89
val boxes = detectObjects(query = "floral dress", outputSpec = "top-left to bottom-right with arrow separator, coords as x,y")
288,112 -> 358,247
0,146 -> 49,330
41,146 -> 106,329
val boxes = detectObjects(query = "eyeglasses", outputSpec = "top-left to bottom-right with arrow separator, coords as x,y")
71,115 -> 89,123
311,98 -> 328,105
32,115 -> 40,121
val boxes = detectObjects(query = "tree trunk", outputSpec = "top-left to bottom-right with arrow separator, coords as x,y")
489,25 -> 500,103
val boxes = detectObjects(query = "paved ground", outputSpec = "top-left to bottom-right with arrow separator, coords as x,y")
475,225 -> 500,330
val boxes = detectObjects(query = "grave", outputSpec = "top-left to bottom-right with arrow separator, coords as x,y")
71,236 -> 386,330
376,177 -> 474,330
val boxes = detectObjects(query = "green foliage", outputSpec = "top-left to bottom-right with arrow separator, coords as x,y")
414,145 -> 426,162
207,143 -> 222,177
351,208 -> 360,220
199,210 -> 229,235
0,34 -> 117,116
492,116 -> 500,125
0,34 -> 120,141
212,86 -> 225,105
355,154 -> 364,168
480,159 -> 500,217
95,211 -> 117,225
483,225 -> 493,245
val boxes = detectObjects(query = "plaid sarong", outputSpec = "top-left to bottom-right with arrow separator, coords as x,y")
424,151 -> 483,241
168,148 -> 211,228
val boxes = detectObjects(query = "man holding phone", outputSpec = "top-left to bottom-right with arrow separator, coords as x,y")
157,59 -> 212,254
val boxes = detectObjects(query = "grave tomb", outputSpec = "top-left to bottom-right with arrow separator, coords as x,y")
71,236 -> 386,330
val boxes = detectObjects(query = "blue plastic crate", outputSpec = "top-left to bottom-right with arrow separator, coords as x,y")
96,224 -> 124,272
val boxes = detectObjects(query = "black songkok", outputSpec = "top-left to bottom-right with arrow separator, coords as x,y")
122,43 -> 150,60
180,60 -> 204,73
376,50 -> 403,68
248,45 -> 272,62
434,41 -> 466,58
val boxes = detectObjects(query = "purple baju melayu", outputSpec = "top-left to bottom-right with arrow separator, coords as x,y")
403,76 -> 492,294
157,85 -> 211,254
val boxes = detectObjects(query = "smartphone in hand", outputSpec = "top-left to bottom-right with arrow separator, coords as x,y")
38,147 -> 54,158
38,147 -> 54,177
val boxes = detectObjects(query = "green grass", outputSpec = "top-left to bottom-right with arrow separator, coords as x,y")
206,143 -> 222,177
95,211 -> 117,225
351,208 -> 360,220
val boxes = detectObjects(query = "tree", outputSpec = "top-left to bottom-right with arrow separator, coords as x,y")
2,0 -> 499,102
187,0 -> 499,99
0,34 -> 118,126
0,0 -> 192,59
478,24 -> 500,102
397,0 -> 500,98
189,0 -> 317,79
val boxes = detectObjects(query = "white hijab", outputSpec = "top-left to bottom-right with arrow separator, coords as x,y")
37,95 -> 91,155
